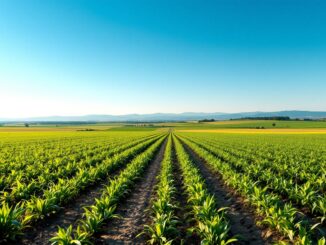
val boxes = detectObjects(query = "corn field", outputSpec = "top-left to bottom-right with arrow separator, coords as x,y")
0,130 -> 325,244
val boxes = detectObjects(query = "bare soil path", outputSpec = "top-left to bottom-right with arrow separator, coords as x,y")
180,138 -> 274,245
94,138 -> 167,245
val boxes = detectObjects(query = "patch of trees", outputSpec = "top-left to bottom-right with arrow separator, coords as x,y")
234,116 -> 291,121
198,119 -> 215,122
41,121 -> 97,125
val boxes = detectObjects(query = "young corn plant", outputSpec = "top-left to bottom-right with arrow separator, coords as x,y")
79,208 -> 104,235
50,225 -> 91,245
26,196 -> 59,220
0,202 -> 33,241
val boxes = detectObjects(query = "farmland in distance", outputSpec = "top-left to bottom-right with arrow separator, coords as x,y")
0,121 -> 325,244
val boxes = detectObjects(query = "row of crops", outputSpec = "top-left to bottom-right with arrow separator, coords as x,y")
0,131 -> 165,242
175,132 -> 326,244
1,130 -> 325,244
140,133 -> 326,244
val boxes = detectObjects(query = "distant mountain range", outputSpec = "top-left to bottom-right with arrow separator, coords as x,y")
1,111 -> 326,122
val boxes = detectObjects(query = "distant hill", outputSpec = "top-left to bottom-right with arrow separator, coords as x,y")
1,111 -> 326,122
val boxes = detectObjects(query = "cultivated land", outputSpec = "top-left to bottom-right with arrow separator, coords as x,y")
0,121 -> 325,244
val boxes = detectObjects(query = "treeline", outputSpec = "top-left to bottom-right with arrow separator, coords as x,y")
198,119 -> 216,122
235,117 -> 326,121
199,116 -> 291,122
234,116 -> 291,121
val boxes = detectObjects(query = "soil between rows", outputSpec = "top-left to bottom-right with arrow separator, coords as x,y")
179,138 -> 275,245
94,138 -> 167,244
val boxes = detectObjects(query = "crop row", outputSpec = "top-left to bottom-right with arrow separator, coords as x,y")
181,134 -> 326,221
185,133 -> 325,192
0,133 -> 159,192
177,134 -> 325,244
1,134 -> 159,205
187,134 -> 325,193
0,133 -> 164,242
142,135 -> 179,244
50,135 -> 167,244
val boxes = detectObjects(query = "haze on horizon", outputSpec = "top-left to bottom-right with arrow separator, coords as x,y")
1,0 -> 326,118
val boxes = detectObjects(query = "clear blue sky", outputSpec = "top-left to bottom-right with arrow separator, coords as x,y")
1,0 -> 325,117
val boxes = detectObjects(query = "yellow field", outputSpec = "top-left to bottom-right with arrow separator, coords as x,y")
0,125 -> 117,132
206,120 -> 257,125
178,128 -> 326,134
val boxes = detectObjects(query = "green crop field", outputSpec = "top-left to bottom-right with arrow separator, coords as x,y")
160,120 -> 326,129
0,123 -> 325,244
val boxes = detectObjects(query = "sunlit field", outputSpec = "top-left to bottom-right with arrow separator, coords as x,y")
2,0 -> 326,244
0,121 -> 325,244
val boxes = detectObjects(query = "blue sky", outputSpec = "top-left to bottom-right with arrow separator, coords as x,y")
0,0 -> 326,117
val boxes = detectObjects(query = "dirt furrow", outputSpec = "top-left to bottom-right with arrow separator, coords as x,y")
94,139 -> 167,245
180,139 -> 274,245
